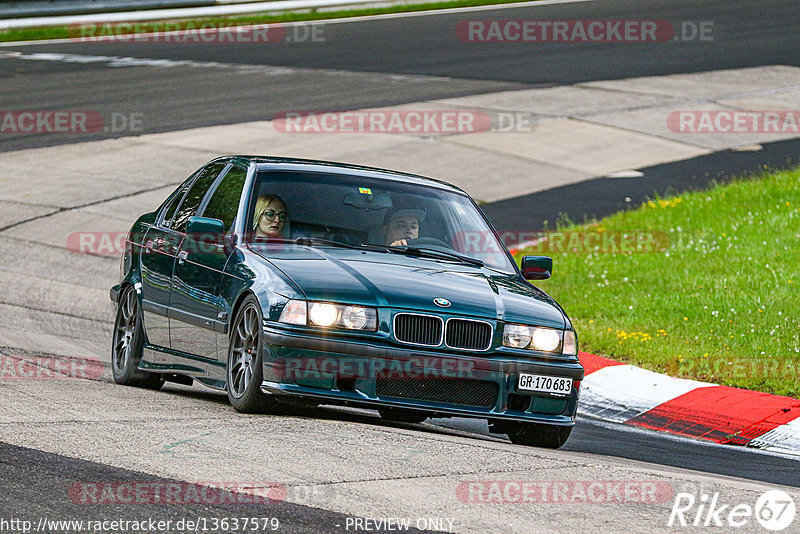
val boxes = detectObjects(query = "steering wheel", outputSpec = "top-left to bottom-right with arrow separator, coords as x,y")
406,237 -> 452,249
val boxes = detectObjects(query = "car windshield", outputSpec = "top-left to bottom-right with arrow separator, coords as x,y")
246,170 -> 516,272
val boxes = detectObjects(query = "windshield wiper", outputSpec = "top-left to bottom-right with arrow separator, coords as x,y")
250,236 -> 295,244
295,236 -> 359,249
255,237 -> 485,268
296,237 -> 390,253
362,243 -> 484,267
408,246 -> 485,267
297,239 -> 485,267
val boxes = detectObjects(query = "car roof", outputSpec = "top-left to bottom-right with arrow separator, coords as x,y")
210,155 -> 469,196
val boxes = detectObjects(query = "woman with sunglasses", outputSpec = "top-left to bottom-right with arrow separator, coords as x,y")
253,194 -> 289,239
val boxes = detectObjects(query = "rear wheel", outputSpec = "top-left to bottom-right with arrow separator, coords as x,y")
226,295 -> 278,413
111,286 -> 163,389
378,408 -> 428,424
505,422 -> 572,449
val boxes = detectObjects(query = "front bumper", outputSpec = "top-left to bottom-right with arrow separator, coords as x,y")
260,327 -> 583,425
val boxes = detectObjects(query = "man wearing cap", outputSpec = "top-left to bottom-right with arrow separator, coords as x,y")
383,208 -> 426,247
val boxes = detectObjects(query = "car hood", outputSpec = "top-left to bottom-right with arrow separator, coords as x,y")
249,245 -> 566,328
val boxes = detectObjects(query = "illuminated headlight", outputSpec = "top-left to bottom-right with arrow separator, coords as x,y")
531,328 -> 560,352
309,302 -> 338,327
279,300 -> 377,331
503,324 -> 576,355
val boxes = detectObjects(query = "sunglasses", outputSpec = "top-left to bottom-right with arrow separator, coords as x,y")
260,209 -> 287,222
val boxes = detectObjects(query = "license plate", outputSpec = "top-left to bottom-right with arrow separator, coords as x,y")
517,373 -> 572,395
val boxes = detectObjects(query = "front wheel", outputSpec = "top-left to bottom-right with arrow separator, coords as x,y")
226,295 -> 278,413
505,422 -> 572,449
111,286 -> 163,389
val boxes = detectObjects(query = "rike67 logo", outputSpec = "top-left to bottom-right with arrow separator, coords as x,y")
668,490 -> 796,531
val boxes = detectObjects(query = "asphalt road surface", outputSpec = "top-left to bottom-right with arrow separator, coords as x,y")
1,0 -> 799,531
0,377 -> 797,532
0,0 -> 798,150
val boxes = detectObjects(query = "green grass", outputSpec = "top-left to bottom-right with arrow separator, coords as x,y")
514,167 -> 800,398
0,0 -> 536,42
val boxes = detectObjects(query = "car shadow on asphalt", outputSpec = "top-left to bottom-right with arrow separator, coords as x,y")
155,381 -> 512,445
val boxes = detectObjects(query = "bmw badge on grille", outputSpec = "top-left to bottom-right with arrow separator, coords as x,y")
433,298 -> 451,307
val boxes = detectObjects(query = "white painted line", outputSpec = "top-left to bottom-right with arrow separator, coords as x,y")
731,144 -> 763,152
605,169 -> 644,178
580,364 -> 715,423
7,51 -> 456,84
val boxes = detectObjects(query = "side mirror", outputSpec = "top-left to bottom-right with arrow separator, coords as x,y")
187,216 -> 225,235
186,216 -> 226,252
521,255 -> 552,280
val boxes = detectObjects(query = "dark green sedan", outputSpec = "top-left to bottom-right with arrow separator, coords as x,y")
111,156 -> 583,448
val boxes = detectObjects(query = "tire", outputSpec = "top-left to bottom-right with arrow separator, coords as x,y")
505,422 -> 572,449
378,408 -> 428,424
111,285 -> 164,389
226,295 -> 278,413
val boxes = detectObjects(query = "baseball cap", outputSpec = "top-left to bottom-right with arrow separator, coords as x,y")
383,208 -> 426,225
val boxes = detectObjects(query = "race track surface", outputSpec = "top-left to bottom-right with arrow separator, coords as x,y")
1,1 -> 798,532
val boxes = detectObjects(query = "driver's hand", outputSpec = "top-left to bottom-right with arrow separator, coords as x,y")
389,239 -> 408,246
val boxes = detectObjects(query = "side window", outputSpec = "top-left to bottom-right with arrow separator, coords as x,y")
158,171 -> 200,227
201,165 -> 247,230
170,164 -> 227,233
161,185 -> 189,227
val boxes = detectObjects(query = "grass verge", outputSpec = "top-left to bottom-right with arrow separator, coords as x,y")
0,0 -> 535,43
514,167 -> 800,398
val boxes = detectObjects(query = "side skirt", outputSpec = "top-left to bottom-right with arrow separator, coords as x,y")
140,345 -> 226,390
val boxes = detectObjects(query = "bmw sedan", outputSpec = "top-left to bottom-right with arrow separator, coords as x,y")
111,156 -> 583,448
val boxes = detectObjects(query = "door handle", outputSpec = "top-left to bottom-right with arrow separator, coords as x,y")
144,240 -> 153,253
177,250 -> 188,264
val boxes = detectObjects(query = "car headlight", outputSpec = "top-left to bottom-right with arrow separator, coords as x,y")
502,324 -> 532,348
279,300 -> 377,331
502,324 -> 577,355
341,306 -> 369,330
309,302 -> 338,327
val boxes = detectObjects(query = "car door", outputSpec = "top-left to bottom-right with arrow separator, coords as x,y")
169,164 -> 247,364
139,177 -> 195,349
141,163 -> 228,356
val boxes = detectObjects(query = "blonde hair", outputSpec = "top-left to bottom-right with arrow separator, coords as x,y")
253,195 -> 288,234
